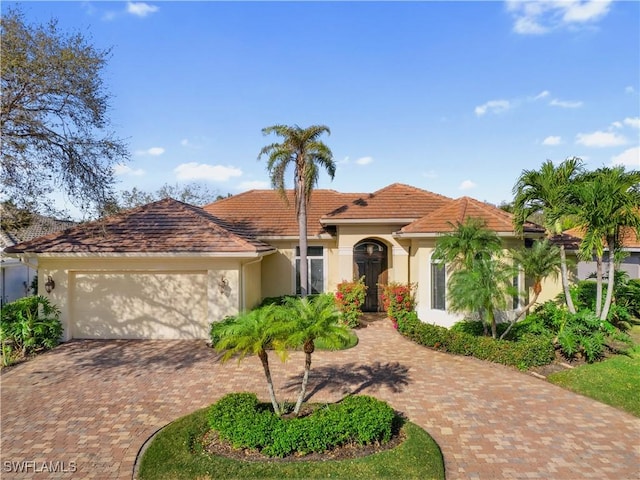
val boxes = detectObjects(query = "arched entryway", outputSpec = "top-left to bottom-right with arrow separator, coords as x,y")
354,239 -> 388,312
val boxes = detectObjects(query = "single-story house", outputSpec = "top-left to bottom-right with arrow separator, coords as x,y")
564,225 -> 640,280
1,209 -> 75,305
5,183 -> 549,340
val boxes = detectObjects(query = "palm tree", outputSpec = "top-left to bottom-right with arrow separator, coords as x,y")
568,166 -> 640,321
212,305 -> 288,415
259,125 -> 335,297
281,295 -> 352,415
447,257 -> 517,339
512,158 -> 584,313
432,217 -> 502,270
499,239 -> 562,339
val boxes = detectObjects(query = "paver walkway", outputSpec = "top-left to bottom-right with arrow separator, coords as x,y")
1,320 -> 639,479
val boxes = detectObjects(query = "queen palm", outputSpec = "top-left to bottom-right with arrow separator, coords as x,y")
259,125 -> 335,297
281,295 -> 352,415
499,239 -> 562,339
212,305 -> 288,415
513,157 -> 584,313
568,166 -> 640,321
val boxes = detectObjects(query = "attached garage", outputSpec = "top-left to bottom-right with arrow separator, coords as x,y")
71,271 -> 208,339
5,199 -> 275,340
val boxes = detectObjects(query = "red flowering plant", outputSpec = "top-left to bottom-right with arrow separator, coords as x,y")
335,277 -> 367,328
380,282 -> 416,329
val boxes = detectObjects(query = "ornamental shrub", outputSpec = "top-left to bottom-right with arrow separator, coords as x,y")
397,313 -> 554,369
207,393 -> 398,458
381,282 -> 416,328
335,277 -> 367,328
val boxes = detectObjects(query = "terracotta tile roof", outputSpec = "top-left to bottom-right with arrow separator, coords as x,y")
321,183 -> 453,222
563,226 -> 640,249
400,196 -> 544,235
5,198 -> 274,255
204,189 -> 363,237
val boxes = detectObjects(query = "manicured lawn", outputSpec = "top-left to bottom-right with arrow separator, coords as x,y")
137,407 -> 445,480
548,328 -> 640,417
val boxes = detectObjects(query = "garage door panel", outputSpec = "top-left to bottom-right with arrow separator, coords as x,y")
72,272 -> 208,339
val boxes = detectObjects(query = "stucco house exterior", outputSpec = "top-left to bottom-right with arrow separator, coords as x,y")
5,183 -> 548,340
564,226 -> 640,280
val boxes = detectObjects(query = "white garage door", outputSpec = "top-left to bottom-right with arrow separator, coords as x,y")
71,271 -> 208,339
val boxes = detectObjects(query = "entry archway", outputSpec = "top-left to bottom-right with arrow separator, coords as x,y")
353,239 -> 388,312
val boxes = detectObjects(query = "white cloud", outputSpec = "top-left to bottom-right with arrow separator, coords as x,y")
610,147 -> 640,168
135,147 -> 165,156
550,98 -> 583,108
174,162 -> 242,182
114,164 -> 145,176
237,180 -> 270,191
611,121 -> 623,129
459,180 -> 477,191
475,100 -> 511,116
355,156 -> 374,166
507,0 -> 612,35
624,117 -> 640,129
422,170 -> 438,179
127,2 -> 158,17
534,90 -> 550,100
543,136 -> 562,146
626,86 -> 636,95
576,131 -> 628,147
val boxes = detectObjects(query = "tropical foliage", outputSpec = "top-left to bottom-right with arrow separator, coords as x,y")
380,282 -> 416,328
512,157 -> 584,313
1,295 -> 62,366
259,124 -> 335,297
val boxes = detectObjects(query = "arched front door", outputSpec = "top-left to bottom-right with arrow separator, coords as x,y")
353,239 -> 388,312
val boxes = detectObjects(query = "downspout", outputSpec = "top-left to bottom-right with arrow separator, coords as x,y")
407,245 -> 411,284
241,256 -> 263,311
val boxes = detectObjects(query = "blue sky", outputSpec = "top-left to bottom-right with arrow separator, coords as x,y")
14,1 -> 640,211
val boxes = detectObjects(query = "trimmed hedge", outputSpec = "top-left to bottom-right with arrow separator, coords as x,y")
208,393 -> 398,458
397,312 -> 554,369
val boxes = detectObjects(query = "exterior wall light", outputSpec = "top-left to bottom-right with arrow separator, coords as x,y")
218,276 -> 229,294
44,275 -> 55,293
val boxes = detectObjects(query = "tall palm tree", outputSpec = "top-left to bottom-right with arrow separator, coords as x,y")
447,257 -> 517,339
259,125 -> 335,297
432,217 -> 502,270
212,305 -> 288,415
568,166 -> 640,321
281,294 -> 352,415
512,157 -> 584,313
499,239 -> 562,339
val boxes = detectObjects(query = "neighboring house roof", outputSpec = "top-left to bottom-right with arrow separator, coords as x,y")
1,212 -> 76,249
5,198 -> 274,255
563,226 -> 640,250
399,196 -> 544,235
204,189 -> 364,237
321,183 -> 452,223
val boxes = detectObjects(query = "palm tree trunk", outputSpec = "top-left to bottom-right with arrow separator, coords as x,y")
499,292 -> 540,340
600,237 -> 616,321
294,350 -> 312,415
595,255 -> 603,317
487,308 -> 497,339
258,349 -> 280,415
297,179 -> 309,298
559,245 -> 576,314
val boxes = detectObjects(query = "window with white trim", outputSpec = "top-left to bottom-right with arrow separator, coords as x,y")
295,246 -> 324,294
431,260 -> 446,310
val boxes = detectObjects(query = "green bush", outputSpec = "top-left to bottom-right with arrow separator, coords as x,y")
397,313 -> 555,369
209,315 -> 238,347
207,393 -> 398,458
1,295 -> 62,365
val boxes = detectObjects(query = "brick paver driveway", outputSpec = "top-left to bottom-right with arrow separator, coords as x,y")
1,320 -> 639,479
